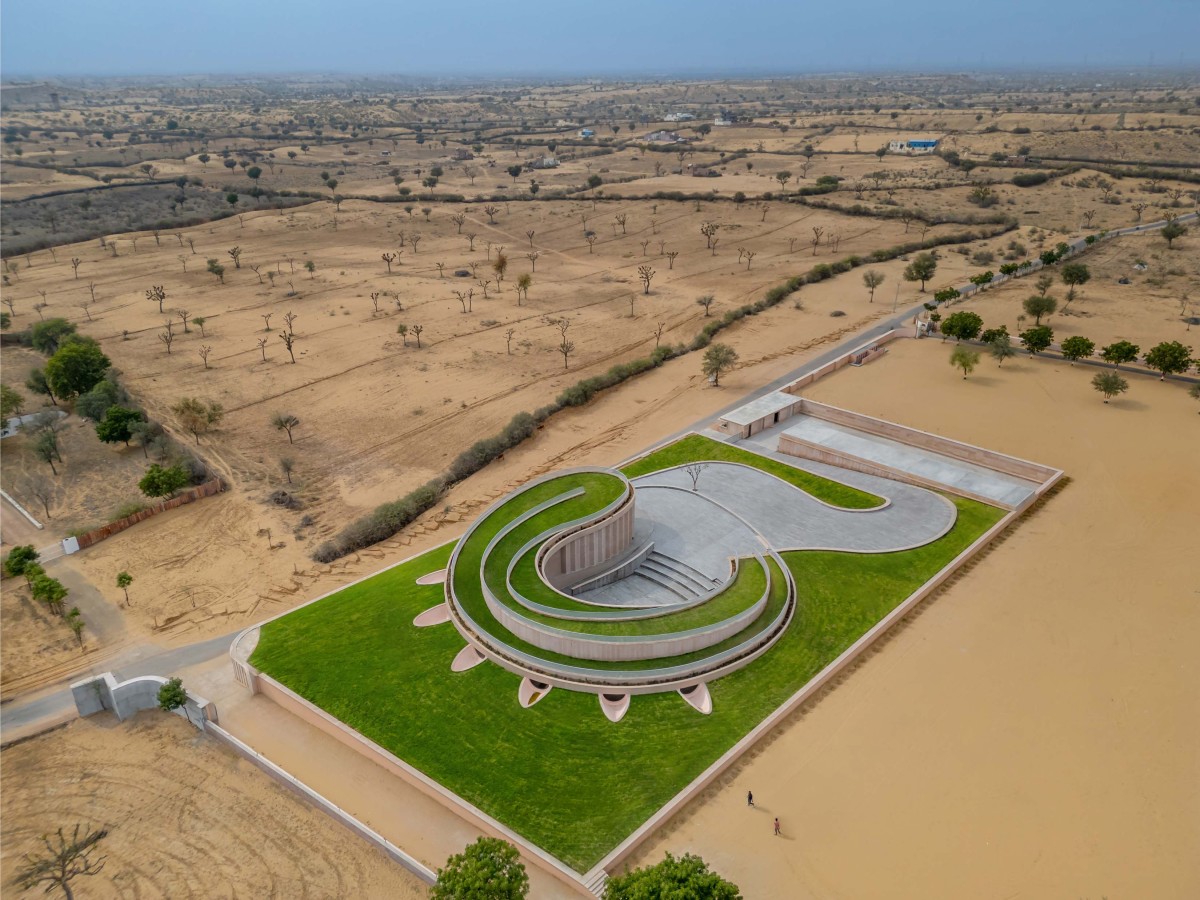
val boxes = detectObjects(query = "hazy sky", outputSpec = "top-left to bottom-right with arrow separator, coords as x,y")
2,0 -> 1198,78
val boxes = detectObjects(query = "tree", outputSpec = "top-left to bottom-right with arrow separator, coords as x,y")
1022,294 -> 1057,326
171,397 -> 224,443
45,340 -> 110,399
1060,262 -> 1090,300
701,343 -> 738,386
988,332 -> 1017,366
30,572 -> 68,616
246,165 -> 262,184
604,852 -> 741,900
638,265 -> 655,294
227,246 -> 243,269
280,330 -> 297,363
3,544 -> 39,579
941,311 -> 983,342
14,824 -> 109,900
139,464 -> 189,498
684,463 -> 709,491
116,571 -> 133,606
862,269 -> 885,303
31,317 -> 77,354
903,252 -> 937,291
587,174 -> 602,193
1060,336 -> 1096,365
774,170 -> 792,192
206,259 -> 225,283
1100,340 -> 1140,368
272,412 -> 300,443
280,456 -> 295,484
1020,325 -> 1054,355
950,345 -> 981,378
431,837 -> 528,900
412,324 -> 424,348
1092,371 -> 1129,403
696,295 -> 715,317
304,260 -> 316,278
1161,220 -> 1187,248
96,406 -> 143,446
1,383 -> 23,421
157,676 -> 188,711
493,252 -> 509,283
1143,341 -> 1193,379
26,368 -> 58,406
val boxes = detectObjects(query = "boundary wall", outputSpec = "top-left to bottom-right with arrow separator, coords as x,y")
71,671 -> 216,730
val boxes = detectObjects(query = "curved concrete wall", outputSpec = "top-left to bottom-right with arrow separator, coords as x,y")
485,558 -> 771,662
540,492 -> 636,589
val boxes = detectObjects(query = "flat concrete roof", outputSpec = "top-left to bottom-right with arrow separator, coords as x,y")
719,391 -> 799,428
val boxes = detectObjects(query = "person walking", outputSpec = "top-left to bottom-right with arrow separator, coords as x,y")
773,817 -> 781,836
746,790 -> 754,807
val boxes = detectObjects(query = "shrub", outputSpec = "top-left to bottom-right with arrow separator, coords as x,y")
1012,172 -> 1048,187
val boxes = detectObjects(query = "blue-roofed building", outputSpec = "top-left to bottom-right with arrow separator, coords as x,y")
888,139 -> 940,154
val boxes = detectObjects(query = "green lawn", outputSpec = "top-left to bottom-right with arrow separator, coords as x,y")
621,433 -> 883,509
250,496 -> 1004,871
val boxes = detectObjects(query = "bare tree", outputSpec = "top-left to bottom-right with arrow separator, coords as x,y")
436,262 -> 446,278
146,284 -> 167,313
261,312 -> 273,332
556,321 -> 575,370
256,337 -> 268,361
87,281 -> 97,302
526,250 -> 539,272
653,321 -> 667,347
158,327 -> 174,355
684,462 -> 709,491
1133,202 -> 1148,222
283,311 -> 298,334
176,308 -> 190,332
666,250 -> 679,269
454,289 -> 475,313
710,237 -> 720,256
638,264 -> 655,294
228,246 -> 242,269
614,213 -> 628,234
526,229 -> 536,248
450,212 -> 467,233
382,251 -> 398,273
14,824 -> 108,900
279,330 -> 297,363
466,232 -> 478,251
280,456 -> 295,484
628,294 -> 638,317
477,278 -> 492,299
249,263 -> 263,284
33,302 -> 48,321
505,327 -> 516,354
411,324 -> 424,348
483,204 -> 499,224
24,474 -> 54,518
77,300 -> 93,322
198,345 -> 212,369
586,234 -> 597,254
409,234 -> 422,253
811,226 -> 825,256
760,205 -> 769,222
71,257 -> 82,278
743,250 -> 756,270
700,222 -> 719,248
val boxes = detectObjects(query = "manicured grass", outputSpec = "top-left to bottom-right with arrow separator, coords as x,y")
622,433 -> 883,509
250,496 -> 1004,871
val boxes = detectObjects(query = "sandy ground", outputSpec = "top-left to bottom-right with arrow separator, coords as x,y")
0,712 -> 429,899
622,337 -> 1199,899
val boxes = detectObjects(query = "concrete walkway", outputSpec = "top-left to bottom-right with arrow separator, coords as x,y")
634,460 -> 955,555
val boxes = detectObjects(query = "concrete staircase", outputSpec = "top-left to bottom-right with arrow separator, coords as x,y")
634,552 -> 718,601
583,869 -> 609,897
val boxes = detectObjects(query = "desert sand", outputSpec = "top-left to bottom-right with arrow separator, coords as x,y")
621,337 -> 1199,898
0,712 -> 429,899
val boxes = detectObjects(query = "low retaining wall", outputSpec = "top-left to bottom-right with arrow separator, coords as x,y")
75,479 -> 224,549
794,399 -> 1057,484
777,433 -> 1016,510
71,672 -> 216,729
205,723 -> 438,886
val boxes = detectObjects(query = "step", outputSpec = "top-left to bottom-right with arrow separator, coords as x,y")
631,568 -> 698,602
640,561 -> 708,597
642,557 -> 712,594
647,551 -> 718,588
583,870 -> 609,897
